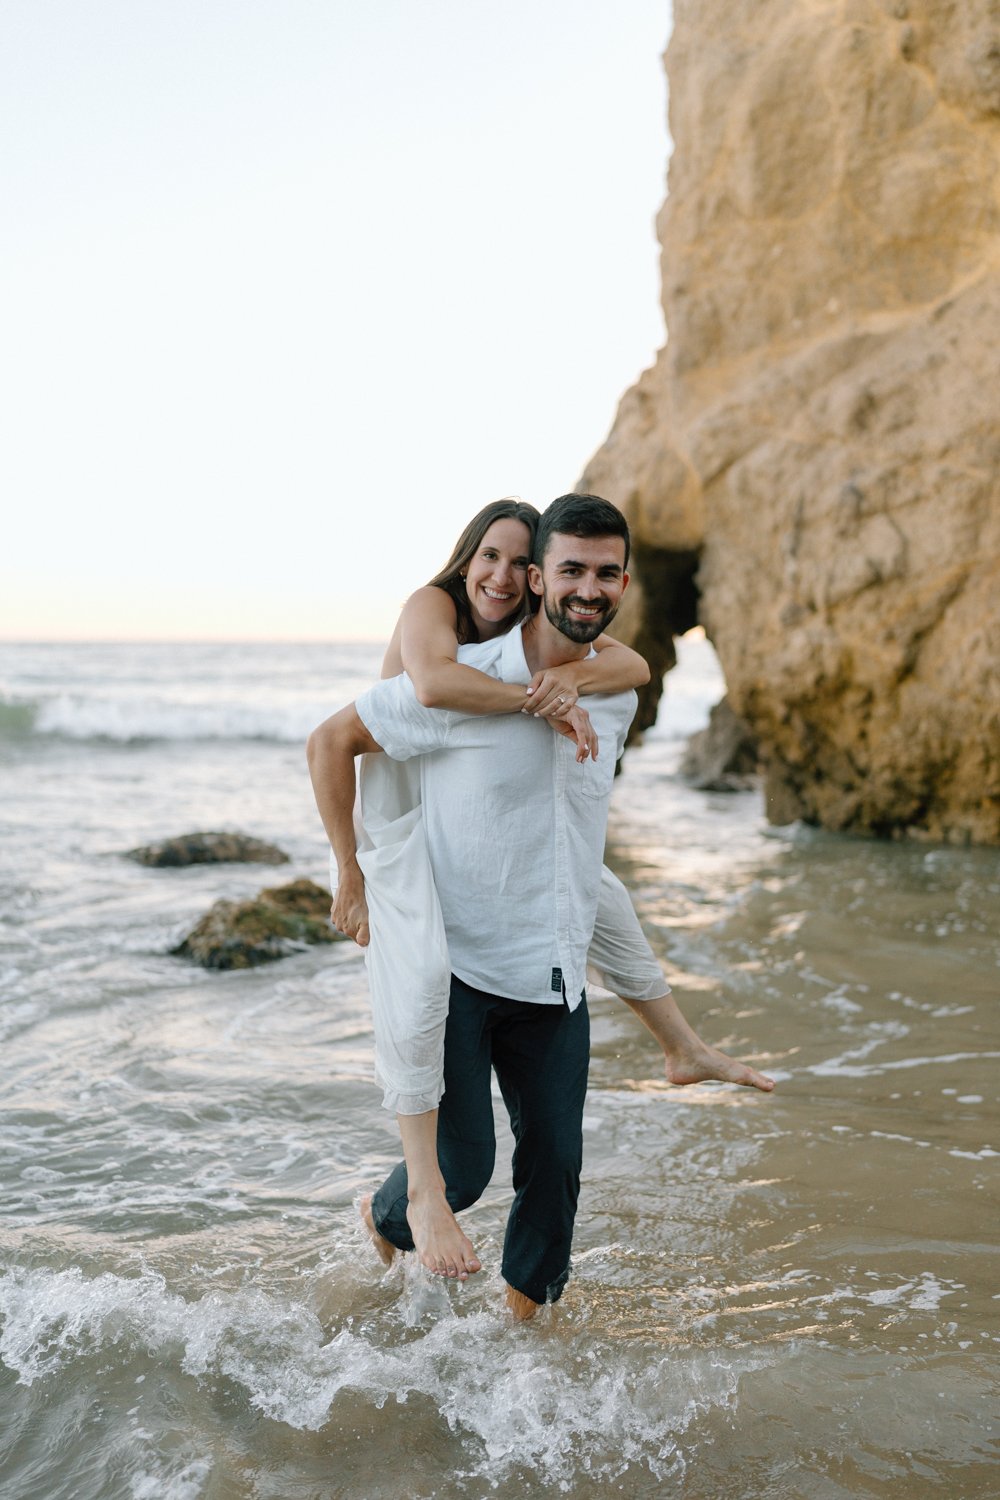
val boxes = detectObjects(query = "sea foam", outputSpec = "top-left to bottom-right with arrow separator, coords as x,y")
0,1263 -> 768,1487
1,692 -> 324,744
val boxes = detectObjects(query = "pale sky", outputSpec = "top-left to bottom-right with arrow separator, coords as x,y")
2,2 -> 672,641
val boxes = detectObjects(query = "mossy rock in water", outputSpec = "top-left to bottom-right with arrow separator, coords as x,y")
174,879 -> 342,969
128,831 -> 290,867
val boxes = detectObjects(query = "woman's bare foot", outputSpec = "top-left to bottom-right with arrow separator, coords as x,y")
505,1283 -> 542,1321
621,994 -> 775,1094
359,1193 -> 396,1268
406,1188 -> 482,1280
664,1040 -> 775,1092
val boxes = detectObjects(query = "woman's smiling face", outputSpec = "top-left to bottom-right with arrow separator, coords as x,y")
464,518 -> 532,634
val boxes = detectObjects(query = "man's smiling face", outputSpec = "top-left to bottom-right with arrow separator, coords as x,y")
529,532 -> 629,644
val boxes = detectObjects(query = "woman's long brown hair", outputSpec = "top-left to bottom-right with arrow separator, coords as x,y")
427,498 -> 540,644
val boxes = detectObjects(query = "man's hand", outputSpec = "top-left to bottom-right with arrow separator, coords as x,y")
546,704 -> 599,763
523,664 -> 584,720
332,866 -> 370,947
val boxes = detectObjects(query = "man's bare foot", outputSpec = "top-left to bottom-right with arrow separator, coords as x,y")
664,1041 -> 775,1092
359,1193 -> 396,1268
406,1189 -> 482,1280
505,1283 -> 542,1321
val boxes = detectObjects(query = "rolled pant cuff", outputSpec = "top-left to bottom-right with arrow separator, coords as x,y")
502,1261 -> 570,1307
371,1192 -> 415,1252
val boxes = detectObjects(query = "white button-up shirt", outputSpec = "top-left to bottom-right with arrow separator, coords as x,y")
355,624 -> 637,1008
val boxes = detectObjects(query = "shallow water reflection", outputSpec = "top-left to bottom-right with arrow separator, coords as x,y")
1,641 -> 998,1497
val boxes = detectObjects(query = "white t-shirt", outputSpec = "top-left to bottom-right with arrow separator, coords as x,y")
355,623 -> 637,1007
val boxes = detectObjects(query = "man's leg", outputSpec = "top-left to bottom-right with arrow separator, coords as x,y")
367,977 -> 498,1275
492,996 -> 591,1317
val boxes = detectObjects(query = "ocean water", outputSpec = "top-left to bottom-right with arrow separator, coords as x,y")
0,636 -> 997,1499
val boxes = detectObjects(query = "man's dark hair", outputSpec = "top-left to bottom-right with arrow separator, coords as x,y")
533,493 -> 631,570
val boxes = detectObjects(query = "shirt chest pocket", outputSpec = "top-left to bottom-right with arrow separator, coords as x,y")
579,753 -> 616,800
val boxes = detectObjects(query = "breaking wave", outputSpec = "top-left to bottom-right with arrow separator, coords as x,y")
0,1263 -> 767,1488
0,693 -> 324,744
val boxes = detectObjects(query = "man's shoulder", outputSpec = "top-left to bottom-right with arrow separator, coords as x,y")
587,686 -> 639,742
455,636 -> 502,667
591,684 -> 639,715
456,631 -> 513,680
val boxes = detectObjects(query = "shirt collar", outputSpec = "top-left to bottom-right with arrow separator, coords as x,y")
501,622 -> 533,685
503,619 -> 599,685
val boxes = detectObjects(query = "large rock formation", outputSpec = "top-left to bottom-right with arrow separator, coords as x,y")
584,0 -> 1000,842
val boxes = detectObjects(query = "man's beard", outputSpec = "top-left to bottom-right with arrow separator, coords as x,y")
543,592 -> 618,644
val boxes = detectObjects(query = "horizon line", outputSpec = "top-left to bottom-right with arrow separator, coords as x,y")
0,635 -> 391,647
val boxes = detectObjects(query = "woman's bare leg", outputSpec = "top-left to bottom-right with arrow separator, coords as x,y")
396,1109 -> 482,1279
621,993 -> 775,1090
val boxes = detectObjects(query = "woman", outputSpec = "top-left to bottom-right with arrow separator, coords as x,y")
381,497 -> 641,738
330,500 -> 773,1287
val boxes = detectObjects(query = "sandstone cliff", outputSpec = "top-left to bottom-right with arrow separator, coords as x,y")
584,0 -> 1000,842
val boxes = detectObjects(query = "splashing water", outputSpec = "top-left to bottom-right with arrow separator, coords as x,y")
1,638 -> 998,1499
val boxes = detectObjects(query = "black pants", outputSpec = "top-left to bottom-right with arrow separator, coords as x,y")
371,974 -> 590,1305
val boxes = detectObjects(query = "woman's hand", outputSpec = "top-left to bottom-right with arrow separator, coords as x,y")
545,704 -> 599,763
522,664 -> 585,720
332,867 -> 370,947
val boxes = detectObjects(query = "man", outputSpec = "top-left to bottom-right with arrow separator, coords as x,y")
308,494 -> 770,1318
